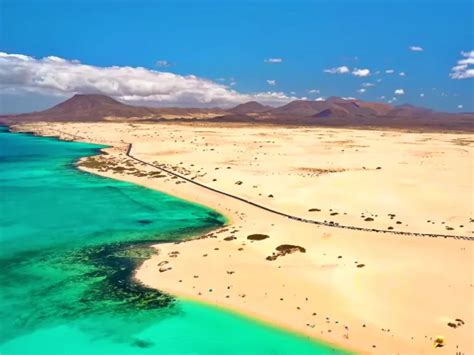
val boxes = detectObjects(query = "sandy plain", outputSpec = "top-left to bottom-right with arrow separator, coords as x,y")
14,121 -> 474,354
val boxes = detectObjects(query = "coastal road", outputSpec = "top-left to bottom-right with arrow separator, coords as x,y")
26,126 -> 473,242
124,143 -> 473,242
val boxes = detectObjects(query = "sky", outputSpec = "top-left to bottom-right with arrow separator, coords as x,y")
0,0 -> 473,113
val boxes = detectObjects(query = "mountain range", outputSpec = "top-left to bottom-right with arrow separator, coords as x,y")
1,94 -> 226,122
1,94 -> 473,131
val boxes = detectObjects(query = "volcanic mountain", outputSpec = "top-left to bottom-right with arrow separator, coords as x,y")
2,94 -> 473,131
217,97 -> 473,131
30,94 -> 156,121
271,100 -> 331,116
228,101 -> 272,114
1,94 -> 225,122
243,97 -> 393,118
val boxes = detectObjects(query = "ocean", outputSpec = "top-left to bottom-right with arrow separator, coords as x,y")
0,126 -> 348,354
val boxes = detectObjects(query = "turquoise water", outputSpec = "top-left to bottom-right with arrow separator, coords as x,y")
0,126 -> 348,354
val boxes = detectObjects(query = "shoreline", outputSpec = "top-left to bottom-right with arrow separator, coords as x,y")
10,121 -> 474,355
6,124 -> 350,353
5,124 -> 356,353
2,125 -> 333,355
78,143 -> 356,354
178,296 -> 354,354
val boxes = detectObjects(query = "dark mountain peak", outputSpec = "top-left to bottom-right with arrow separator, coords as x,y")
229,101 -> 271,114
72,93 -> 113,99
271,99 -> 331,116
241,100 -> 261,106
57,94 -> 124,107
11,94 -> 152,121
1,94 -> 225,122
313,107 -> 348,118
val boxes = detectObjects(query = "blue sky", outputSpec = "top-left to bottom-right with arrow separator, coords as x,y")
0,0 -> 473,112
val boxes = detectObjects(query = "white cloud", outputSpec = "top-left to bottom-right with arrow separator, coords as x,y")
315,97 -> 325,101
264,58 -> 283,63
379,96 -> 386,100
266,79 -> 276,86
385,69 -> 395,74
457,104 -> 463,109
458,51 -> 474,64
450,50 -> 474,79
409,46 -> 424,52
342,97 -> 356,100
357,88 -> 366,93
248,91 -> 302,106
352,68 -> 371,77
399,71 -> 406,77
361,82 -> 375,87
324,66 -> 350,74
308,89 -> 320,94
324,66 -> 371,77
156,60 -> 172,68
394,89 -> 405,95
420,93 -> 425,97
0,52 -> 301,107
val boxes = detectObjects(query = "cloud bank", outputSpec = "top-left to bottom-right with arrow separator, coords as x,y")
450,50 -> 474,79
0,52 -> 300,107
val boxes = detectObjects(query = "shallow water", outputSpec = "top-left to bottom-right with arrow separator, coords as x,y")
0,127 -> 348,354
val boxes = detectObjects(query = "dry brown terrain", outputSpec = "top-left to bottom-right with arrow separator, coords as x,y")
13,121 -> 474,355
3,94 -> 473,132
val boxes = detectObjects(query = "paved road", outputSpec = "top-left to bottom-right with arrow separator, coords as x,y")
125,143 -> 473,242
25,127 -> 472,241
